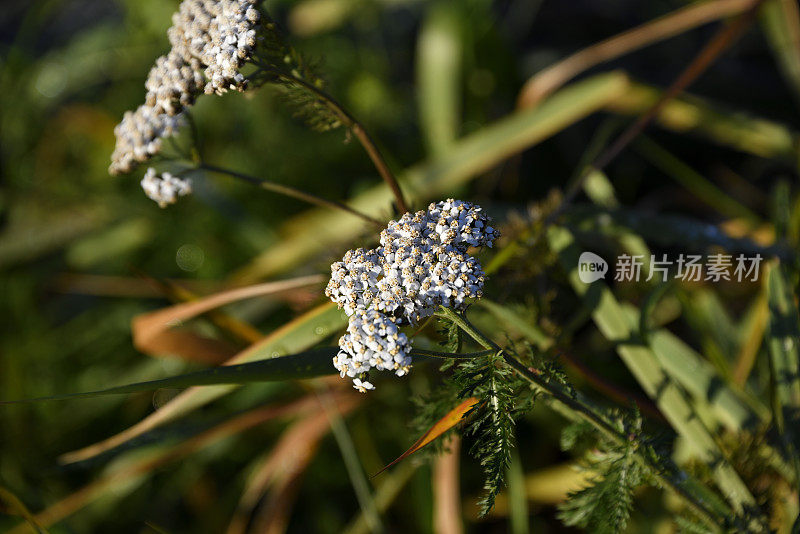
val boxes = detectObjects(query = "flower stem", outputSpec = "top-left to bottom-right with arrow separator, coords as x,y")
265,68 -> 409,214
438,306 -> 730,531
198,163 -> 383,227
411,348 -> 495,360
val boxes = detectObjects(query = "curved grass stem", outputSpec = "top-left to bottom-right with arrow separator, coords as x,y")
260,67 -> 409,214
199,163 -> 383,227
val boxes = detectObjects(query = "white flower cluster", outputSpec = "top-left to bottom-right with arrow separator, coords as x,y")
334,310 -> 412,392
326,199 -> 498,391
144,51 -> 205,116
169,0 -> 261,95
110,107 -> 186,175
110,0 -> 262,176
141,168 -> 193,208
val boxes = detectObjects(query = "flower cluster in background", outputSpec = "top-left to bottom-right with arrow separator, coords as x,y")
140,168 -> 193,208
110,0 -> 262,176
326,199 -> 498,391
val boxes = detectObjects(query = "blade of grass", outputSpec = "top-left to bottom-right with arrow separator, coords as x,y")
432,436 -> 463,534
518,0 -> 757,108
565,205 -> 790,259
766,262 -> 800,490
417,2 -> 462,157
633,136 -> 760,223
732,288 -> 770,385
226,399 -> 360,534
761,0 -> 800,104
8,396 -> 338,533
606,80 -> 799,160
318,388 -> 384,534
548,225 -> 763,518
0,486 -> 48,534
342,461 -> 418,534
59,302 -> 347,464
132,275 -> 324,362
231,72 -> 631,283
623,304 -> 770,429
766,263 -> 800,420
506,450 -> 529,534
0,348 -> 338,404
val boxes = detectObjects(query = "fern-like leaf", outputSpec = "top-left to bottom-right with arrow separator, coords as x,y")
558,444 -> 649,533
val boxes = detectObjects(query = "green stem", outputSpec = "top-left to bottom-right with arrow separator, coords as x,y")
411,348 -> 495,359
260,67 -> 409,213
317,389 -> 385,534
199,163 -> 383,227
438,307 -> 730,532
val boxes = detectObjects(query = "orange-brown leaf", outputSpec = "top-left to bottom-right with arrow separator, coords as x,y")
374,397 -> 478,476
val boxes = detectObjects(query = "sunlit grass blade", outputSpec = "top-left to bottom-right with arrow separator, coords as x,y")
59,302 -> 347,464
606,80 -> 799,160
133,275 -> 324,363
0,348 -> 338,405
417,2 -> 462,157
231,71 -> 631,283
476,300 -> 552,350
732,288 -> 770,385
548,225 -> 763,517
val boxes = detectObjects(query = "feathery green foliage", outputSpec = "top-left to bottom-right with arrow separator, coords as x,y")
251,14 -> 343,132
558,411 -> 656,533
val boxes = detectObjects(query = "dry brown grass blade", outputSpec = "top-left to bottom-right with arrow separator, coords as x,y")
51,273 -> 221,298
10,395 -> 340,534
433,436 -> 463,534
134,329 -> 239,365
226,396 -> 360,534
517,0 -> 757,109
374,397 -> 478,477
132,275 -> 324,364
554,0 -> 767,217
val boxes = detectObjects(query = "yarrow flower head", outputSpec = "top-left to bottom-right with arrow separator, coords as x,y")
334,309 -> 412,392
326,199 -> 498,391
110,106 -> 185,176
141,168 -> 192,208
168,0 -> 262,95
110,0 -> 265,177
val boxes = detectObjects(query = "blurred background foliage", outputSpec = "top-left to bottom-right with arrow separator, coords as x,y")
1,0 -> 800,532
